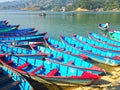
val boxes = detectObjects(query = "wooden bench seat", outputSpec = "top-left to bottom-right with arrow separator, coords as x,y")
65,51 -> 71,54
65,60 -> 73,65
6,60 -> 13,65
30,65 -> 43,74
55,56 -> 63,61
46,69 -> 58,76
16,62 -> 29,70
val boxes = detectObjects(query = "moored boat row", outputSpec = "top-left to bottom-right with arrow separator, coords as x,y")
1,20 -> 120,87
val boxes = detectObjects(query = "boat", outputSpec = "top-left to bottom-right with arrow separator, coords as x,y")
0,24 -> 19,30
60,35 -> 120,66
0,29 -> 38,37
0,27 -> 18,33
43,37 -> 104,75
98,23 -> 120,42
0,32 -> 47,42
98,23 -> 107,31
0,44 -> 49,60
61,35 -> 120,57
0,20 -> 7,25
0,54 -> 100,85
11,41 -> 44,47
0,65 -> 33,90
108,30 -> 120,42
44,37 -> 88,59
72,34 -> 120,53
6,27 -> 35,33
88,32 -> 120,47
0,43 -> 104,75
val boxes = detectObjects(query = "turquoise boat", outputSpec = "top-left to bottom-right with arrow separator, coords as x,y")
98,23 -> 120,42
0,65 -> 33,90
72,34 -> 120,53
108,30 -> 120,42
0,29 -> 38,38
43,37 -> 104,75
0,43 -> 104,75
88,32 -> 120,47
0,54 -> 100,85
60,35 -> 120,66
0,32 -> 46,42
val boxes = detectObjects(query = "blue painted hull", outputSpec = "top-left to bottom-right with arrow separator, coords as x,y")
0,65 -> 33,90
0,55 -> 100,85
60,35 -> 120,66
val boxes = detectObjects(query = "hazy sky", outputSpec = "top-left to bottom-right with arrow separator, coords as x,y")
0,0 -> 15,2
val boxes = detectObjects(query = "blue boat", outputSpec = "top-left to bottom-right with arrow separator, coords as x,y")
0,65 -> 33,90
88,32 -> 120,47
0,43 -> 104,75
0,20 -> 7,25
72,34 -> 120,53
5,27 -> 35,33
0,32 -> 47,42
60,35 -> 120,66
43,37 -> 104,75
0,54 -> 100,85
0,29 -> 38,37
0,44 -> 51,61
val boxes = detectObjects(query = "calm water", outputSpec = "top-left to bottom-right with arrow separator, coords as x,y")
1,10 -> 120,41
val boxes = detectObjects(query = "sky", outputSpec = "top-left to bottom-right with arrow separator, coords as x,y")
0,0 -> 15,3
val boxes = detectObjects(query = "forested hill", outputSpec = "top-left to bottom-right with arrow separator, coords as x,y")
71,0 -> 120,11
0,0 -> 120,11
0,0 -> 78,10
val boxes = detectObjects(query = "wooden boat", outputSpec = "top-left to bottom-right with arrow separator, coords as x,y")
0,24 -> 19,30
0,54 -> 100,85
60,35 -> 120,66
6,27 -> 35,33
0,65 -> 33,90
98,23 -> 107,31
0,32 -> 47,42
44,37 -> 88,59
11,41 -> 44,47
0,43 -> 104,75
43,37 -> 104,75
0,27 -> 17,33
88,32 -> 120,47
61,35 -> 120,57
72,34 -> 120,53
0,44 -> 41,54
108,30 -> 120,42
0,29 -> 38,37
0,44 -> 49,61
0,20 -> 7,25
98,23 -> 120,42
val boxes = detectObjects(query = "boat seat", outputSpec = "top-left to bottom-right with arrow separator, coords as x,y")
65,51 -> 71,54
55,56 -> 63,61
6,60 -> 13,65
46,69 -> 58,76
30,65 -> 44,74
52,44 -> 59,47
16,62 -> 29,70
65,60 -> 73,65
0,81 -> 19,90
57,48 -> 65,51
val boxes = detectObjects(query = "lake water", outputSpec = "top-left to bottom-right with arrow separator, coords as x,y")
1,10 -> 120,41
